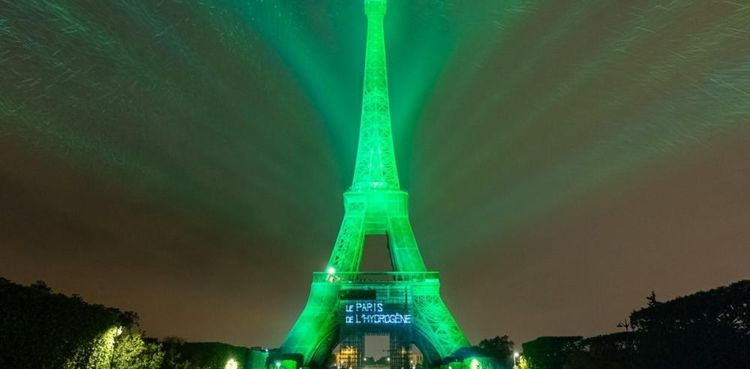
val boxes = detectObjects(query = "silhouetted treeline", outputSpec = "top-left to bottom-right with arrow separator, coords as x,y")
162,338 -> 268,368
0,277 -> 264,369
521,336 -> 582,369
4,276 -> 748,368
0,277 -> 138,368
521,333 -> 634,369
630,280 -> 750,369
452,335 -> 515,369
520,280 -> 750,369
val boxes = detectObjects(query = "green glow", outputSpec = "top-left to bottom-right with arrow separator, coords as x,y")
280,1 -> 469,367
280,359 -> 298,369
464,357 -> 493,369
225,358 -> 239,369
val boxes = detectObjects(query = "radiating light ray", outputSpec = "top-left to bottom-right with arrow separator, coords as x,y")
433,71 -> 750,251
410,0 -> 750,258
1,0 -> 748,261
0,0 -> 342,247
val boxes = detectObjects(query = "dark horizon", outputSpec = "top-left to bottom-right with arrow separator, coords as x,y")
1,0 -> 749,350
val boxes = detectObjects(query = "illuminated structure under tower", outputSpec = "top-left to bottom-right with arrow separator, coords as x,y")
278,0 -> 469,367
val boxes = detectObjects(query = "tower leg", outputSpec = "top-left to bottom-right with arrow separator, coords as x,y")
280,283 -> 341,368
411,285 -> 470,361
387,217 -> 426,272
328,214 -> 366,272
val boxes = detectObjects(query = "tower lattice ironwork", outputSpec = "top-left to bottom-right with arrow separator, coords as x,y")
278,1 -> 470,367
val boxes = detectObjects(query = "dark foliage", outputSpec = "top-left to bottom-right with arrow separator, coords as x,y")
568,332 -> 635,369
480,335 -> 515,366
464,335 -> 515,368
0,277 -> 264,369
0,277 -> 133,368
161,340 -> 255,368
630,280 -> 750,369
521,336 -> 582,369
520,333 -> 635,369
520,280 -> 750,369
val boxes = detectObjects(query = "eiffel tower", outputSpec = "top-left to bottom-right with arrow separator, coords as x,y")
278,1 -> 469,367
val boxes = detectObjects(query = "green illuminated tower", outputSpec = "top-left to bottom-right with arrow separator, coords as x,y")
278,1 -> 469,367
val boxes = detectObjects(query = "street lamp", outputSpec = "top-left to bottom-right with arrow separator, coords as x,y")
326,267 -> 340,282
513,352 -> 520,367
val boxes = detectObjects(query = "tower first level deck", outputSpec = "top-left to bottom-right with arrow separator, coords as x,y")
278,272 -> 468,369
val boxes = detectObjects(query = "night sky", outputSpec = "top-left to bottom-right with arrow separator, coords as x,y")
1,0 -> 750,350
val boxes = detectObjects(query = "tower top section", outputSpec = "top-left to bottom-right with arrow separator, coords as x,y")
351,0 -> 400,192
365,0 -> 387,17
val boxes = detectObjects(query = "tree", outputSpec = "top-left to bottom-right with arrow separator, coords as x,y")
0,278 -> 128,368
161,337 -> 194,369
645,291 -> 659,308
0,278 -> 168,368
478,336 -> 515,368
630,280 -> 750,369
160,341 -> 252,369
567,332 -> 635,369
112,333 -> 165,369
521,336 -> 581,369
30,280 -> 52,293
